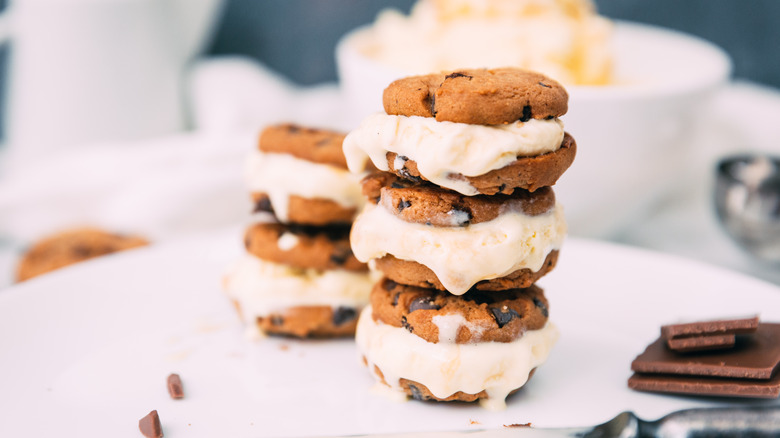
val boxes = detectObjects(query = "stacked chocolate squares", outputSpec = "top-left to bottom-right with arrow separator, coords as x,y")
629,316 -> 780,398
342,68 -> 576,409
223,123 -> 374,338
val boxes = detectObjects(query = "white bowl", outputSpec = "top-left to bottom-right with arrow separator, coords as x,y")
335,21 -> 732,237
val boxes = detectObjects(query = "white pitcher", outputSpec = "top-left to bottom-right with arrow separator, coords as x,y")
0,0 -> 224,165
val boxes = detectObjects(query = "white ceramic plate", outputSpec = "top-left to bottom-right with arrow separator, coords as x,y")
1,230 -> 779,437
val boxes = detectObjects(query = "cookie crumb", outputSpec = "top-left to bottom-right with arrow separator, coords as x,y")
166,373 -> 184,399
505,423 -> 532,428
139,410 -> 163,438
469,419 -> 481,425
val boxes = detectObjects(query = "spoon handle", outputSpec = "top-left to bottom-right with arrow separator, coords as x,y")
644,406 -> 780,437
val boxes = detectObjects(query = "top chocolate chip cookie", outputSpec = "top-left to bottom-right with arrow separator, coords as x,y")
259,123 -> 348,169
383,68 -> 568,125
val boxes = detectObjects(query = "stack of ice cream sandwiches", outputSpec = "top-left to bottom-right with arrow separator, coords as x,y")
342,68 -> 576,409
223,123 -> 374,338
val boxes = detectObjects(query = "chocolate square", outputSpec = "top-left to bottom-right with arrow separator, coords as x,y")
628,371 -> 780,399
667,333 -> 736,353
661,316 -> 759,353
632,323 -> 780,379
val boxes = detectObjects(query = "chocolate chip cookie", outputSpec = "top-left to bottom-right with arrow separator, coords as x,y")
259,123 -> 348,169
383,68 -> 568,125
251,193 -> 358,226
16,228 -> 148,281
361,172 -> 557,227
384,132 -> 576,195
366,359 -> 535,403
249,304 -> 360,338
395,374 -> 532,403
370,278 -> 550,344
244,222 -> 366,272
374,250 -> 558,292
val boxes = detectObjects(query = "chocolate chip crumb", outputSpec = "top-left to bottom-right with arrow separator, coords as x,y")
397,199 -> 412,212
401,316 -> 414,333
430,93 -> 437,117
398,167 -> 423,183
139,410 -> 163,438
166,374 -> 184,399
463,290 -> 494,305
332,307 -> 357,326
490,306 -> 520,328
409,296 -> 441,312
270,315 -> 284,326
253,197 -> 274,213
445,72 -> 473,80
71,245 -> 91,257
316,225 -> 351,241
519,105 -> 532,122
392,292 -> 401,306
533,297 -> 549,317
329,248 -> 351,266
383,279 -> 398,291
408,384 -> 424,400
449,207 -> 472,226
497,183 -> 507,193
538,81 -> 551,88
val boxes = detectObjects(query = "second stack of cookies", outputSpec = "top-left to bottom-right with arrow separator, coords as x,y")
223,124 -> 373,338
343,68 -> 576,409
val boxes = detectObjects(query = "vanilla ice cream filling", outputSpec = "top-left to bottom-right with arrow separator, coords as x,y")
350,202 -> 566,294
245,150 -> 365,221
223,255 -> 373,320
343,114 -> 565,195
356,306 -> 559,410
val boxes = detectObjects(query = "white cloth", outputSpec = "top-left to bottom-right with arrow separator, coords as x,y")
0,57 -> 350,287
0,56 -> 365,244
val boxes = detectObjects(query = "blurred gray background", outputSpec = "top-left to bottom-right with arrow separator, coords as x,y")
206,0 -> 780,87
0,0 -> 778,139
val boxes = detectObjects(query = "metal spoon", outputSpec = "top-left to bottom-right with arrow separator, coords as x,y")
338,406 -> 780,437
715,154 -> 780,263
